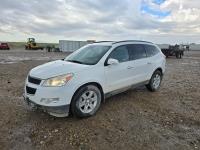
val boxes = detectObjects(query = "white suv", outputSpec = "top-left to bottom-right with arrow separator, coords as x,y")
24,41 -> 166,118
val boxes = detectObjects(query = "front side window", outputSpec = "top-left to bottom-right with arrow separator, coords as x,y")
65,45 -> 111,65
108,45 -> 129,63
144,45 -> 160,57
127,44 -> 147,60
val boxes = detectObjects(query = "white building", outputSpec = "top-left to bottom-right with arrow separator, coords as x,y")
157,44 -> 170,49
189,44 -> 200,51
59,40 -> 94,52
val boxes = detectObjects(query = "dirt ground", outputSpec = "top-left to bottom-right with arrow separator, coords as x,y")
0,49 -> 200,150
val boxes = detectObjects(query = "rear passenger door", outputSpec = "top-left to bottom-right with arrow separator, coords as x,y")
127,44 -> 149,83
144,44 -> 162,79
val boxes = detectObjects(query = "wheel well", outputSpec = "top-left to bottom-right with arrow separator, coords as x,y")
72,82 -> 105,103
155,68 -> 163,76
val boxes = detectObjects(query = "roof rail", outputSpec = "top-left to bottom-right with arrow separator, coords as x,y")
113,40 -> 153,44
94,41 -> 114,43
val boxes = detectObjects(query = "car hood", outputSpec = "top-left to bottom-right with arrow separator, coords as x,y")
29,60 -> 89,79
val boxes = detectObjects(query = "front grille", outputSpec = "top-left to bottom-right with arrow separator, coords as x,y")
26,86 -> 36,95
28,76 -> 41,85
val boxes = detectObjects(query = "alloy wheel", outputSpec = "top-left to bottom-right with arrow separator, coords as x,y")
78,90 -> 98,114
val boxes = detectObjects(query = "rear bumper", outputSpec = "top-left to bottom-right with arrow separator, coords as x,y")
23,94 -> 70,117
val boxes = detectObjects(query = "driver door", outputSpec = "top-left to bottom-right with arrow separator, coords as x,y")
104,45 -> 133,92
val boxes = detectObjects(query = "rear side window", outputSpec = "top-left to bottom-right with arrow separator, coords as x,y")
144,45 -> 160,57
127,44 -> 147,60
109,45 -> 129,63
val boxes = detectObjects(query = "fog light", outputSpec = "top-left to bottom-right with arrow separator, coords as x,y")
40,98 -> 59,104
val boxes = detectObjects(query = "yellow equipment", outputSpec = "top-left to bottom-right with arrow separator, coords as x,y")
25,38 -> 44,50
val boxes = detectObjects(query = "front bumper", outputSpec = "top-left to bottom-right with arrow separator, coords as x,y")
23,95 -> 70,117
23,74 -> 77,117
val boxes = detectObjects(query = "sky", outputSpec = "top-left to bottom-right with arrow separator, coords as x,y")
0,0 -> 200,44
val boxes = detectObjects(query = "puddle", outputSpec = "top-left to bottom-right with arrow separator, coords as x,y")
181,63 -> 189,65
0,56 -> 55,64
0,61 -> 16,64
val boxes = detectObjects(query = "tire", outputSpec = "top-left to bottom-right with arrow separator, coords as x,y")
180,53 -> 182,59
180,52 -> 183,59
176,52 -> 182,59
176,53 -> 179,58
146,70 -> 162,92
71,85 -> 102,118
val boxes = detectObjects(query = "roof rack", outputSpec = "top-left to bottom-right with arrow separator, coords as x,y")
94,41 -> 114,43
112,40 -> 153,44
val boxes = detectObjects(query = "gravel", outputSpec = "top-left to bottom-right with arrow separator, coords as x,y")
0,50 -> 200,150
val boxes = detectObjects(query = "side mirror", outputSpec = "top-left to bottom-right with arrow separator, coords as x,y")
107,58 -> 119,65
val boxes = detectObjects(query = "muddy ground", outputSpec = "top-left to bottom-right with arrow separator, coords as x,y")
0,50 -> 200,150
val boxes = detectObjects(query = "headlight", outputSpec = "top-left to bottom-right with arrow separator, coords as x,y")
42,73 -> 74,87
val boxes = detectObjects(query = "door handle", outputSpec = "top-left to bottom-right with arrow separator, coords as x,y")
147,62 -> 152,65
127,66 -> 134,69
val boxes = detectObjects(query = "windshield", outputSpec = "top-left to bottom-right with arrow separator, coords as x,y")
65,45 -> 111,65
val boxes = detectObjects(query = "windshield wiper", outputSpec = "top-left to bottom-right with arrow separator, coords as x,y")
66,60 -> 83,64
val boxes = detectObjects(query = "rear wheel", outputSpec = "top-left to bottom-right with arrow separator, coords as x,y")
176,52 -> 182,59
71,85 -> 102,118
146,70 -> 162,92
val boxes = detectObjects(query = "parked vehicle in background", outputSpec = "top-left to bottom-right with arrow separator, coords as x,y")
0,43 -> 10,50
25,38 -> 44,50
161,44 -> 189,59
46,45 -> 60,52
24,40 -> 166,118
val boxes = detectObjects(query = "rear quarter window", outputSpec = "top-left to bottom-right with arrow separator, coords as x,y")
144,45 -> 160,57
127,44 -> 147,60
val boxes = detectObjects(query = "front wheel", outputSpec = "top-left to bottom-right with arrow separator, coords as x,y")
146,70 -> 162,92
71,85 -> 102,118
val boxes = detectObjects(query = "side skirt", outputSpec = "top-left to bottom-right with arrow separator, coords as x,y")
104,80 -> 149,99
